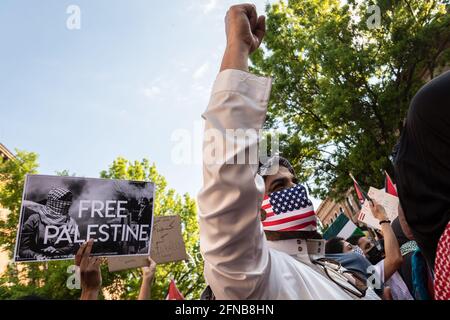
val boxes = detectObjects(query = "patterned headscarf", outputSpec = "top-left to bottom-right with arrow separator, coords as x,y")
39,187 -> 73,226
434,221 -> 450,300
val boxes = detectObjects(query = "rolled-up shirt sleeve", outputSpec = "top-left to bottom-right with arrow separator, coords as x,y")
197,69 -> 272,299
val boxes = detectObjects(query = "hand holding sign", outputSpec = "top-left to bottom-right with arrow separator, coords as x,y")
358,187 -> 399,230
138,257 -> 157,300
369,200 -> 389,221
142,257 -> 157,283
76,240 -> 102,300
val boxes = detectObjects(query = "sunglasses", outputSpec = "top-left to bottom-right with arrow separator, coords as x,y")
312,258 -> 368,298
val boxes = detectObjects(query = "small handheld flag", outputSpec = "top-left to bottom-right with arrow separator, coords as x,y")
384,171 -> 398,197
349,173 -> 373,205
323,213 -> 365,240
166,279 -> 184,300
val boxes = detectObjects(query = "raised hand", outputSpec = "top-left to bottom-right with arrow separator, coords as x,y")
220,4 -> 266,72
75,239 -> 102,300
225,3 -> 265,54
369,200 -> 389,222
138,257 -> 157,300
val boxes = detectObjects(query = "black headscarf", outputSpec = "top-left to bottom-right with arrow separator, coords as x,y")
391,217 -> 410,247
394,70 -> 450,268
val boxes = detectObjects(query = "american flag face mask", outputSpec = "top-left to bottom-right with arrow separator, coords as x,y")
261,184 -> 317,232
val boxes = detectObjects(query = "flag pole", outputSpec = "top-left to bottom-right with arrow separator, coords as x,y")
349,172 -> 373,204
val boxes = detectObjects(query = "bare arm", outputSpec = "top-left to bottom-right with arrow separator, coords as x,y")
75,240 -> 102,300
370,201 -> 403,281
138,257 -> 156,300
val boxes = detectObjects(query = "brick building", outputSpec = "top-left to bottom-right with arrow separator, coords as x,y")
316,188 -> 363,230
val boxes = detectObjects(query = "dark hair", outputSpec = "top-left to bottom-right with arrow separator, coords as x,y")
391,217 -> 409,246
325,237 -> 345,254
258,156 -> 296,177
347,235 -> 364,246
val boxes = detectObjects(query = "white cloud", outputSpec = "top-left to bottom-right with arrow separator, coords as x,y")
142,86 -> 161,98
192,62 -> 210,80
203,0 -> 218,14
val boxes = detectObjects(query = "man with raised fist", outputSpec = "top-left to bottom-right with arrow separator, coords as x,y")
197,4 -> 380,300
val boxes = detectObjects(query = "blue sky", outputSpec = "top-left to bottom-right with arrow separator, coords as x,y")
0,0 -> 322,208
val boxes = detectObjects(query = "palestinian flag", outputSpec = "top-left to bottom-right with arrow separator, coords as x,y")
323,213 -> 365,240
384,171 -> 398,197
349,173 -> 371,205
165,279 -> 184,300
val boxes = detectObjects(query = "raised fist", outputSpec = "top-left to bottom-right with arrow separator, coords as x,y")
224,4 -> 266,54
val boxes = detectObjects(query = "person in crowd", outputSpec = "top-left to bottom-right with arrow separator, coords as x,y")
389,213 -> 434,300
325,237 -> 373,280
390,217 -> 417,296
393,70 -> 450,268
197,4 -> 379,300
75,240 -> 156,300
19,187 -> 78,260
343,205 -> 412,300
325,201 -> 406,298
393,69 -> 450,299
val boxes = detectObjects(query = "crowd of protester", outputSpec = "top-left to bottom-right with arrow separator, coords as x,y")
20,3 -> 449,301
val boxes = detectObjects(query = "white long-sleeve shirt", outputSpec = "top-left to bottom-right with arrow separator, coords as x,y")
197,69 -> 380,300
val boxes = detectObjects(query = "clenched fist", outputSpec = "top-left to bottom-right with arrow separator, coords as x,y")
225,4 -> 265,54
220,4 -> 266,72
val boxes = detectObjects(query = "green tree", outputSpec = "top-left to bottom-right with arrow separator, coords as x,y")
0,150 -> 39,255
252,0 -> 449,199
0,154 -> 204,300
100,157 -> 204,300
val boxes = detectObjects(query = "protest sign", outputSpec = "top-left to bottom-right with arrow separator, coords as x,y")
107,215 -> 187,272
357,187 -> 399,230
14,174 -> 155,262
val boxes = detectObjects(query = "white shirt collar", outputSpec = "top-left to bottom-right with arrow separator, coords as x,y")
266,238 -> 326,264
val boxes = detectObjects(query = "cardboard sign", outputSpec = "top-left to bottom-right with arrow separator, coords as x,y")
14,174 -> 155,262
358,187 -> 399,230
107,215 -> 187,272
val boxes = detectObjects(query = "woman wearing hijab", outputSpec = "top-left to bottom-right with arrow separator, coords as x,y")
393,70 -> 450,299
394,71 -> 450,267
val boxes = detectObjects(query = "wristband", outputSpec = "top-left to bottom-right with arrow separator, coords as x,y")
379,220 -> 391,225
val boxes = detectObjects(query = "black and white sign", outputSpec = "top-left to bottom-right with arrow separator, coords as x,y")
14,174 -> 155,262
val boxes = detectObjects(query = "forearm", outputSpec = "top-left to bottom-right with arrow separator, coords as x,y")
381,223 -> 402,280
220,44 -> 249,72
80,288 -> 99,300
20,233 -> 39,258
19,247 -> 39,259
138,279 -> 152,300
